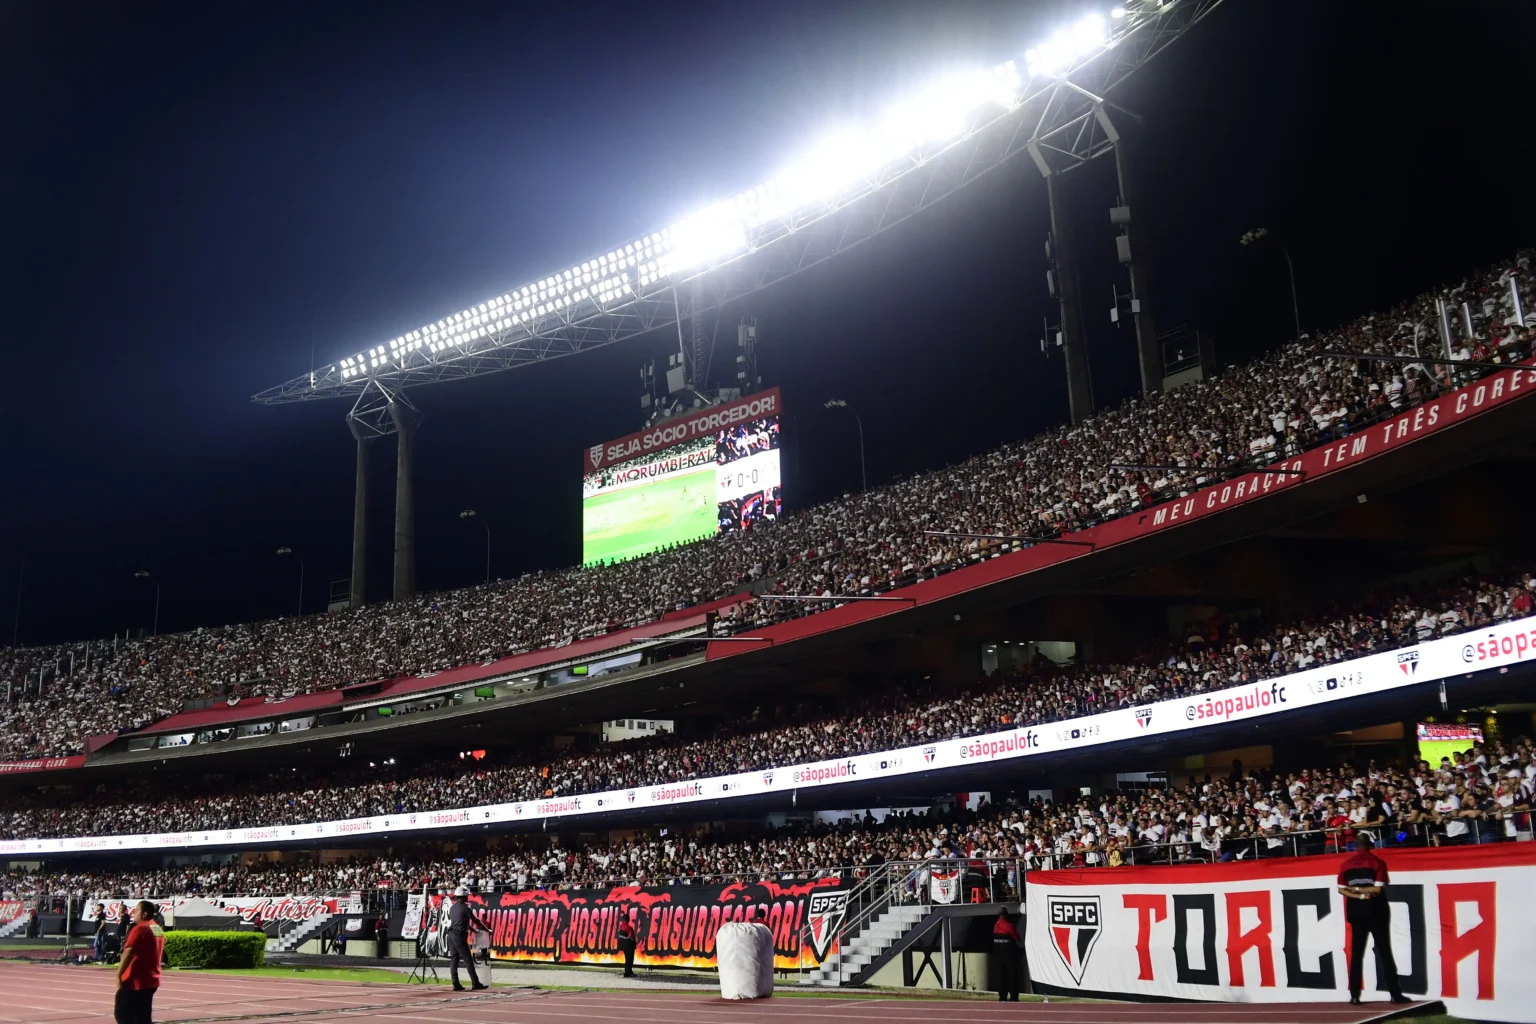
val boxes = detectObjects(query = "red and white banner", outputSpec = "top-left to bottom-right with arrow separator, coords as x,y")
80,893 -> 361,925
1025,845 -> 1536,1023
0,901 -> 29,928
584,387 -> 782,474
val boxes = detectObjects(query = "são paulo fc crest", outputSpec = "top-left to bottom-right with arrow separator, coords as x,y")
923,746 -> 937,764
1046,895 -> 1101,984
1135,707 -> 1153,729
806,891 -> 851,962
1397,650 -> 1420,675
589,444 -> 605,469
762,771 -> 774,786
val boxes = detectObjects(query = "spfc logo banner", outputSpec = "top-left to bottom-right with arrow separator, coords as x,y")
806,890 -> 851,962
1025,845 -> 1536,1024
1045,895 -> 1101,984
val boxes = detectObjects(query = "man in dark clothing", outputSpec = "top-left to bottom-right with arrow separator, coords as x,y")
445,888 -> 489,992
1337,834 -> 1409,1005
617,912 -> 638,978
93,904 -> 108,961
116,902 -> 132,951
991,907 -> 1023,1002
375,915 -> 390,960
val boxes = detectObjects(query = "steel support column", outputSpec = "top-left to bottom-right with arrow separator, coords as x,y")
349,437 -> 370,608
347,379 -> 419,607
390,396 -> 420,602
1046,172 -> 1093,424
1099,106 -> 1160,397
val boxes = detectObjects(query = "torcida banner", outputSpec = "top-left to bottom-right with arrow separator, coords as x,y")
584,388 -> 783,474
1025,845 -> 1536,1023
413,877 -> 850,969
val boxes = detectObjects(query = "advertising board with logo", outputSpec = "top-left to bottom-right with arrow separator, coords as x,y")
1026,844 -> 1536,1023
6,609 -> 1536,855
79,893 -> 361,925
407,878 -> 849,969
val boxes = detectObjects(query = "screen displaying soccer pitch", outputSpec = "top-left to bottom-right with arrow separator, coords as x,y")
582,417 -> 781,566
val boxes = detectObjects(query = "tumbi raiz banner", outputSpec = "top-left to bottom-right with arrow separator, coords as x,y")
1025,844 -> 1536,1023
412,877 -> 849,969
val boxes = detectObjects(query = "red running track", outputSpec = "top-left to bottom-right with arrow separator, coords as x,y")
0,964 -> 1435,1024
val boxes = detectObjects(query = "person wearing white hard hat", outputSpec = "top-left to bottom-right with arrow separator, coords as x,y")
445,888 -> 489,992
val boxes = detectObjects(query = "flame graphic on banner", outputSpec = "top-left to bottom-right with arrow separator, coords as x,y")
417,878 -> 846,969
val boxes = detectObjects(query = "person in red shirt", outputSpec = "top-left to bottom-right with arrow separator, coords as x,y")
116,901 -> 165,1024
991,907 -> 1023,1002
616,911 -> 637,978
1336,834 -> 1408,1006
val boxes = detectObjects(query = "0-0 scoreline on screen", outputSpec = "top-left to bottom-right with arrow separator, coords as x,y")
581,390 -> 783,566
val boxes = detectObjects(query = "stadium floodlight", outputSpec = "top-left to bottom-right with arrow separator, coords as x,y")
823,399 -> 867,493
275,547 -> 304,617
1238,227 -> 1302,341
458,509 -> 491,584
132,570 -> 160,637
257,0 -> 1225,405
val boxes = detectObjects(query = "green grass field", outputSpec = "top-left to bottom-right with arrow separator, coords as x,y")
583,467 -> 716,565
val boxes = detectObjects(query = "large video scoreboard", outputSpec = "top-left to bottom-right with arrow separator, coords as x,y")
581,388 -> 783,565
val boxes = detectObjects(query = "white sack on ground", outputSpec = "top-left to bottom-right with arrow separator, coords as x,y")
716,922 -> 774,999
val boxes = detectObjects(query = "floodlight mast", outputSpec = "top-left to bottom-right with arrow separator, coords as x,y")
252,0 -> 1224,408
256,0 -> 1223,607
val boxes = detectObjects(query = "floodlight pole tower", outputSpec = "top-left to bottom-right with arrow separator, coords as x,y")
254,0 -> 1226,567
345,380 -> 422,605
1037,168 -> 1094,425
1098,106 -> 1161,397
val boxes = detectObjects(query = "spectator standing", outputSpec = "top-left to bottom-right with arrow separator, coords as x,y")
115,901 -> 165,1024
93,903 -> 107,961
617,911 -> 637,978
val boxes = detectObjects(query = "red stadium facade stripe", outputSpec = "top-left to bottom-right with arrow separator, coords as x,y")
712,360 -> 1536,658
0,756 -> 86,774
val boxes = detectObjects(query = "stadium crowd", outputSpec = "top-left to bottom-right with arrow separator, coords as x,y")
2,254 -> 1532,761
3,562 -> 1535,842
5,737 -> 1531,901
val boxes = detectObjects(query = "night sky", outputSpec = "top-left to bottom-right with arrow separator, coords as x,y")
4,1 -> 1533,647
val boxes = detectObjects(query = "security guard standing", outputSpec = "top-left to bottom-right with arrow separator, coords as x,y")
445,888 -> 490,992
991,907 -> 1023,1002
616,911 -> 638,978
1336,834 -> 1409,1006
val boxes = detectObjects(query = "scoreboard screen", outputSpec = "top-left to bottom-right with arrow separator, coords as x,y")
582,416 -> 781,566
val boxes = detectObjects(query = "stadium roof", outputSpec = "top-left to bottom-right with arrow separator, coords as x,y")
253,0 -> 1225,405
